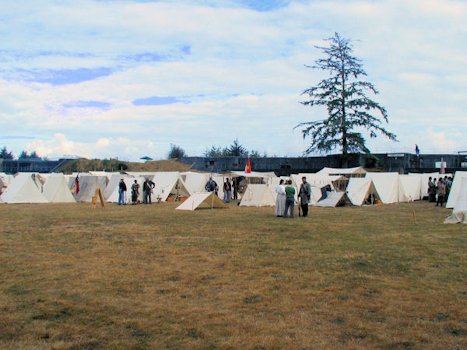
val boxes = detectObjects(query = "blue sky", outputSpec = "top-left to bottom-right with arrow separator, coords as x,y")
0,0 -> 466,161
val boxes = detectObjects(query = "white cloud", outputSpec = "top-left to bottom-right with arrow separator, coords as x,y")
26,133 -> 159,160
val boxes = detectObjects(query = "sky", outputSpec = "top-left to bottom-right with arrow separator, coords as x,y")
0,0 -> 466,161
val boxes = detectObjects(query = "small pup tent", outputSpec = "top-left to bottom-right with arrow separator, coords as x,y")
315,191 -> 347,207
239,184 -> 276,207
346,177 -> 381,206
42,174 -> 76,203
0,173 -> 48,203
444,176 -> 467,224
176,192 -> 227,211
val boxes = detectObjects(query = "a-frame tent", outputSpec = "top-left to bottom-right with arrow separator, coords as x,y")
176,192 -> 227,211
445,177 -> 467,224
346,177 -> 381,206
446,171 -> 467,209
239,184 -> 276,207
42,173 -> 76,203
365,172 -> 399,204
151,172 -> 191,202
0,173 -> 48,203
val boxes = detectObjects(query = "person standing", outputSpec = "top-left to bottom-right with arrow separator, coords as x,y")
283,180 -> 296,218
205,177 -> 218,195
131,179 -> 140,205
436,178 -> 446,207
275,179 -> 286,217
223,178 -> 232,203
428,177 -> 437,202
299,176 -> 312,217
232,177 -> 239,200
143,178 -> 155,204
118,179 -> 127,205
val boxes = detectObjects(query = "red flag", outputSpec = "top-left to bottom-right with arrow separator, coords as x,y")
75,175 -> 80,194
245,159 -> 252,173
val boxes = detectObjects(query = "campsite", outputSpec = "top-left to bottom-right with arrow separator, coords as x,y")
0,195 -> 466,348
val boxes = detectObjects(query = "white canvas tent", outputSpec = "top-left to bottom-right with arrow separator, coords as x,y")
0,173 -> 48,203
42,174 -> 76,203
346,177 -> 381,206
239,184 -> 276,207
446,171 -> 467,209
72,175 -> 108,202
151,172 -> 190,202
317,167 -> 366,176
444,177 -> 467,224
398,175 -> 421,202
0,173 -> 14,193
315,191 -> 347,207
176,192 -> 227,211
180,172 -> 211,194
365,172 -> 399,204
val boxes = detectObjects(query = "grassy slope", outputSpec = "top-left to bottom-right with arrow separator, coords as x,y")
0,201 -> 465,349
57,159 -> 192,173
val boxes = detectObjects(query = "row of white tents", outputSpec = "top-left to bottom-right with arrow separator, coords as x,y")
0,168 -> 465,223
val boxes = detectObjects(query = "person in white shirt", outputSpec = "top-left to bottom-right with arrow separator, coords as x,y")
275,179 -> 286,217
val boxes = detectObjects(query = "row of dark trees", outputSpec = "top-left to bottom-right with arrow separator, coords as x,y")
0,147 -> 42,160
167,139 -> 267,159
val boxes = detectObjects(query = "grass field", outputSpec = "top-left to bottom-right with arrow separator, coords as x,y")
0,201 -> 465,349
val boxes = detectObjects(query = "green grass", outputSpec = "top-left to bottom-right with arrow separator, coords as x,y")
0,201 -> 465,349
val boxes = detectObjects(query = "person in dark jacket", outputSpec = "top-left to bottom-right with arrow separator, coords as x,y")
298,176 -> 312,217
131,179 -> 139,205
118,179 -> 127,205
143,178 -> 155,204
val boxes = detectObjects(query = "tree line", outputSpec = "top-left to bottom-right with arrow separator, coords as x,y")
0,147 -> 43,160
167,139 -> 267,159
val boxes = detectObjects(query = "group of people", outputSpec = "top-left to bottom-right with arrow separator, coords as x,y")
117,178 -> 155,205
205,177 -> 240,203
427,176 -> 453,207
275,177 -> 311,218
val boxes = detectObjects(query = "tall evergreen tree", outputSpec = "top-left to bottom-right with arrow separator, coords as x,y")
224,139 -> 248,157
297,32 -> 397,155
167,144 -> 186,159
0,146 -> 14,159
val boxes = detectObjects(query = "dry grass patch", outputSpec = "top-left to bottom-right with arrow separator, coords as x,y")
0,201 -> 465,349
